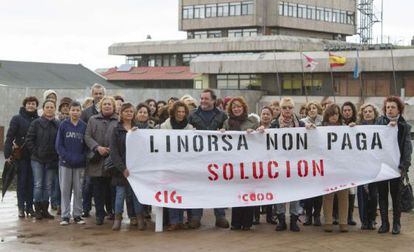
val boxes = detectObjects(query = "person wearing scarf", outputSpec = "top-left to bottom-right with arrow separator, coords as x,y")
300,101 -> 323,227
222,97 -> 259,231
270,97 -> 305,232
375,96 -> 412,235
356,103 -> 380,230
161,101 -> 193,231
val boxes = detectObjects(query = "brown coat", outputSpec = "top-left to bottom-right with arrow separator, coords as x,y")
84,113 -> 119,177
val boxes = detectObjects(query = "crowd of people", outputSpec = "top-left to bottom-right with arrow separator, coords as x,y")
4,83 -> 412,235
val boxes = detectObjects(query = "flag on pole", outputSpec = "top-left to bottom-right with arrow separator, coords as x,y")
303,54 -> 318,71
353,50 -> 361,79
329,53 -> 346,67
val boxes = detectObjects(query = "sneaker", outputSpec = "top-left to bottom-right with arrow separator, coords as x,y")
60,218 -> 70,226
74,216 -> 85,225
82,211 -> 90,218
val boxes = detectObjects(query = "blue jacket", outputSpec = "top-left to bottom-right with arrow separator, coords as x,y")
55,118 -> 87,168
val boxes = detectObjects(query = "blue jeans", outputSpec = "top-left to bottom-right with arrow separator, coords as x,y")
191,208 -> 226,221
169,209 -> 184,224
51,172 -> 61,207
31,160 -> 56,203
16,158 -> 33,211
115,185 -> 143,215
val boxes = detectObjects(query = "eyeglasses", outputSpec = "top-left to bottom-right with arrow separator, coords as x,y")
281,106 -> 293,110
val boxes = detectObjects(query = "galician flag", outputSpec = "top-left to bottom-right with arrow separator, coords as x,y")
303,54 -> 318,71
329,52 -> 346,67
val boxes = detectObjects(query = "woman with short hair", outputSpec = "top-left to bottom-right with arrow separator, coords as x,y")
376,96 -> 412,235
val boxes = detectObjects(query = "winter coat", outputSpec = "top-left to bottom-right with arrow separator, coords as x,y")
84,113 -> 119,177
160,118 -> 194,130
110,122 -> 130,186
223,115 -> 260,131
376,115 -> 412,173
270,115 -> 305,129
25,116 -> 60,165
55,119 -> 88,168
81,103 -> 99,124
4,107 -> 39,159
300,115 -> 323,126
188,107 -> 227,130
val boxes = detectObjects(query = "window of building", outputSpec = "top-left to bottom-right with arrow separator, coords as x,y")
217,3 -> 229,17
307,6 -> 316,20
316,7 -> 324,21
194,31 -> 208,39
283,2 -> 288,16
288,3 -> 297,17
242,28 -> 257,37
279,2 -> 284,15
208,30 -> 222,38
228,29 -> 243,37
183,6 -> 193,19
194,5 -> 205,19
170,55 -> 177,66
206,4 -> 217,18
163,55 -> 170,67
229,3 -> 241,16
324,8 -> 332,22
340,11 -> 346,23
194,80 -> 203,89
298,4 -> 306,19
217,74 -> 260,89
332,10 -> 339,23
183,54 -> 198,66
241,1 -> 253,15
347,11 -> 355,25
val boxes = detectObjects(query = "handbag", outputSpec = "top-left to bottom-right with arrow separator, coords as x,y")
103,155 -> 117,175
87,149 -> 101,163
400,174 -> 414,212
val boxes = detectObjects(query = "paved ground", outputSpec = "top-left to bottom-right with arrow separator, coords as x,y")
0,192 -> 413,252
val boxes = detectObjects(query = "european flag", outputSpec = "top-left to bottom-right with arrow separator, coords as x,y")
353,51 -> 360,79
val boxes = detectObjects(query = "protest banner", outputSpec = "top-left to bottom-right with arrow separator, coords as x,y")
126,126 -> 400,209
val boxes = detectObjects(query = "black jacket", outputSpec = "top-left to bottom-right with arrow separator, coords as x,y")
4,107 -> 39,159
25,116 -> 60,164
376,115 -> 412,173
81,103 -> 99,124
188,107 -> 227,130
110,122 -> 131,186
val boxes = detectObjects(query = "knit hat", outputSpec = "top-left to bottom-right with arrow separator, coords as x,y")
43,89 -> 57,101
58,97 -> 73,111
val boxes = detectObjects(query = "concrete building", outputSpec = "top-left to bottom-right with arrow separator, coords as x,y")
179,0 -> 357,40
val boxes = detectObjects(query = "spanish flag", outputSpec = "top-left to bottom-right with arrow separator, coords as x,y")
329,52 -> 346,68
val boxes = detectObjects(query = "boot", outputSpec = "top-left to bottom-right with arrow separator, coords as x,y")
324,224 -> 333,232
215,217 -> 230,228
41,202 -> 55,219
34,203 -> 43,220
26,207 -> 35,218
112,214 -> 122,231
137,214 -> 146,231
275,214 -> 287,231
339,224 -> 349,232
313,214 -> 322,226
290,215 -> 300,232
18,208 -> 25,218
266,206 -> 277,224
189,219 -> 201,229
130,217 -> 138,226
348,194 -> 357,225
392,218 -> 401,235
303,212 -> 312,226
378,206 -> 389,234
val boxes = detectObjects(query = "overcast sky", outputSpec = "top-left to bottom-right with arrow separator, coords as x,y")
0,0 -> 412,70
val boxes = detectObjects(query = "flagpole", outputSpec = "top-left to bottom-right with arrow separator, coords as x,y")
273,50 -> 282,100
299,44 -> 308,102
357,50 -> 365,103
328,52 -> 336,103
390,45 -> 397,95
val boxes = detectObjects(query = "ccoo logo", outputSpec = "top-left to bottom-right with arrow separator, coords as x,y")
155,190 -> 183,204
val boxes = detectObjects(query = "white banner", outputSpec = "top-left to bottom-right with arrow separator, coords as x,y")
126,126 -> 400,208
